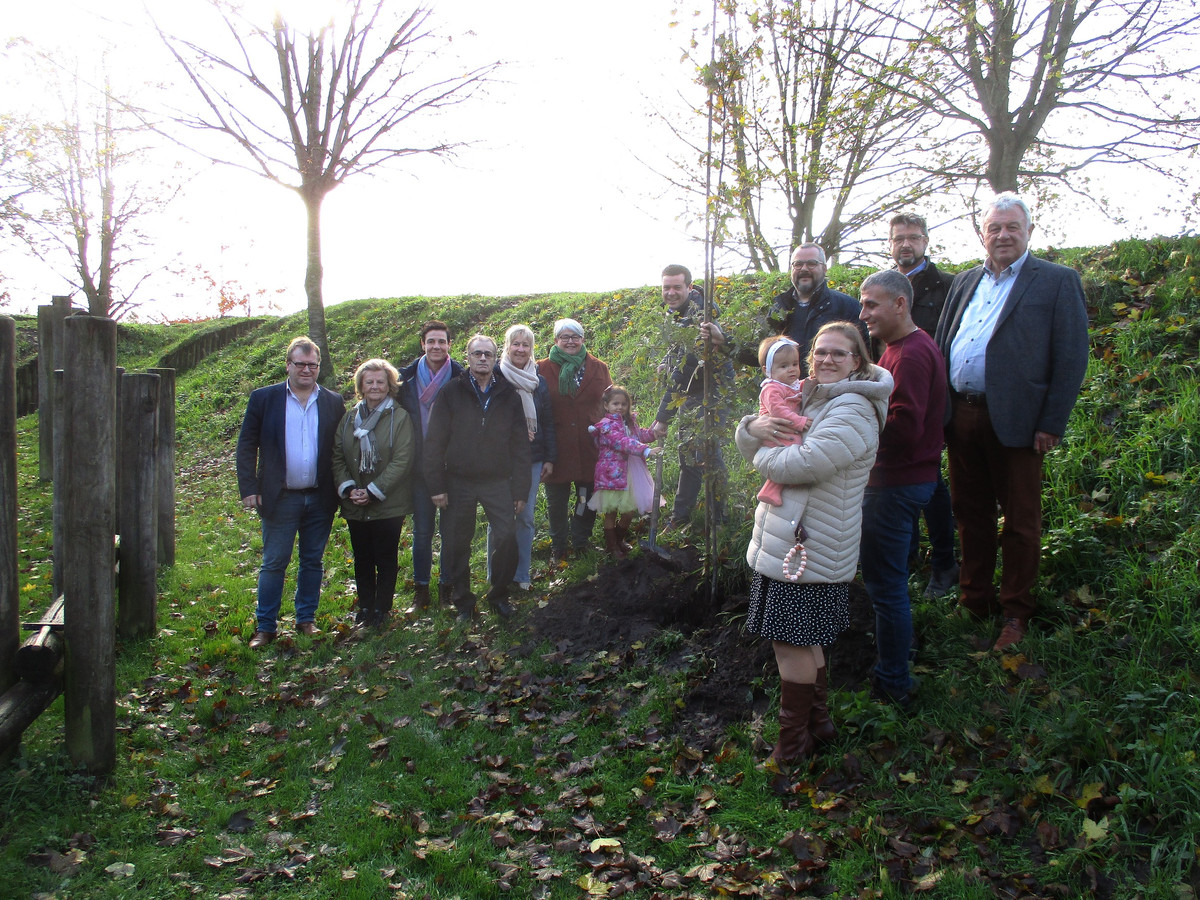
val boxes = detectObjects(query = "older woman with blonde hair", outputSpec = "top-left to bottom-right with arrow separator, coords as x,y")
489,324 -> 557,589
332,359 -> 416,629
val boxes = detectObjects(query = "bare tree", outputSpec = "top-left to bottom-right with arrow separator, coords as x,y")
860,0 -> 1200,201
667,0 -> 944,269
1,56 -> 168,319
156,0 -> 498,379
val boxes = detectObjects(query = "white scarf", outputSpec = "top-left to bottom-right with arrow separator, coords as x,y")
499,354 -> 539,440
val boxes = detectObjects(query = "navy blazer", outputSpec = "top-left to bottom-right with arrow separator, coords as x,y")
935,254 -> 1089,448
235,381 -> 346,518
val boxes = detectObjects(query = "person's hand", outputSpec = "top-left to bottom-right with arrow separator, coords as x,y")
540,462 -> 554,481
514,500 -> 526,514
1033,431 -> 1061,453
701,321 -> 725,347
350,488 -> 370,506
431,493 -> 449,509
652,421 -> 668,438
747,414 -> 802,442
242,494 -> 261,512
646,446 -> 663,458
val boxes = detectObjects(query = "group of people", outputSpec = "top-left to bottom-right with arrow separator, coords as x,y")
235,317 -> 666,640
235,192 -> 1090,774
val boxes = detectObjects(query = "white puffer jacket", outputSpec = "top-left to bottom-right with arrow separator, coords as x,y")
736,365 -> 892,584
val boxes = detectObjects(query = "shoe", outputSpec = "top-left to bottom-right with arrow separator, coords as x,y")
487,590 -> 516,619
810,667 -> 838,747
924,563 -> 961,598
770,680 -> 815,765
453,592 -> 478,624
296,622 -> 321,636
410,584 -> 431,612
248,631 -> 275,649
516,582 -> 531,591
614,524 -> 633,553
992,617 -> 1028,652
548,550 -> 567,568
870,675 -> 918,709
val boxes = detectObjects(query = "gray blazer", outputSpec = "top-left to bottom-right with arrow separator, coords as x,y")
935,254 -> 1089,448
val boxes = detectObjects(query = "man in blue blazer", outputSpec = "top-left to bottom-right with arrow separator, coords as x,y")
935,194 -> 1089,652
236,337 -> 345,648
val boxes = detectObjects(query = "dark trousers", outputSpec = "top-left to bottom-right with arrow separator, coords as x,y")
910,471 -> 956,570
671,442 -> 727,523
444,477 -> 518,603
346,517 -> 404,618
544,480 -> 596,553
946,398 -> 1044,621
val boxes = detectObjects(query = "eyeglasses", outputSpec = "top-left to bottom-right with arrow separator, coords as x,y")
812,348 -> 857,361
556,334 -> 582,342
289,361 -> 319,370
791,260 -> 824,270
469,350 -> 495,359
890,233 -> 926,245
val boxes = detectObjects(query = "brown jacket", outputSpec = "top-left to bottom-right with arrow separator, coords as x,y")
537,352 -> 612,484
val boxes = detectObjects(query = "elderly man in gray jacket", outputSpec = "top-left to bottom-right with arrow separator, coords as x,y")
935,193 -> 1089,652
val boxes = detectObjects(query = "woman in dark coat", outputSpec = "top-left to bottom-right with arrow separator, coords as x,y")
536,318 -> 612,562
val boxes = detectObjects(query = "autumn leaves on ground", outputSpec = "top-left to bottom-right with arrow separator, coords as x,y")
3,238 -> 1199,898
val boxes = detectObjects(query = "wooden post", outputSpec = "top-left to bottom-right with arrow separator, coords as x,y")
117,373 -> 159,640
35,296 -> 71,482
0,317 -> 17,699
148,368 -> 176,567
52,370 -> 65,599
62,316 -> 117,775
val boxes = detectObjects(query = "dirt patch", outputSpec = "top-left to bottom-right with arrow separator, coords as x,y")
525,545 -> 877,749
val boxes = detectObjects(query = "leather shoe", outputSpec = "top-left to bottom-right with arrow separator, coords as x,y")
992,617 -> 1027,652
248,631 -> 275,649
296,622 -> 321,637
410,583 -> 431,611
924,563 -> 960,598
488,592 -> 516,619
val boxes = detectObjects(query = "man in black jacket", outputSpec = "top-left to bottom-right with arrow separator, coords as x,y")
889,212 -> 958,597
424,334 -> 532,621
702,243 -> 866,375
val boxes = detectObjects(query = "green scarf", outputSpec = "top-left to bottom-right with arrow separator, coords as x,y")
549,344 -> 587,397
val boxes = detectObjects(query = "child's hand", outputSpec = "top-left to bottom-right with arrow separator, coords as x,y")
646,446 -> 663,458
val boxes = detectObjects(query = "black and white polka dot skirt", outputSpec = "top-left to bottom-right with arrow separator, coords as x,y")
745,572 -> 849,646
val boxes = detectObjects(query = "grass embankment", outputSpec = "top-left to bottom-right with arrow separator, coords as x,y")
1,238 -> 1198,898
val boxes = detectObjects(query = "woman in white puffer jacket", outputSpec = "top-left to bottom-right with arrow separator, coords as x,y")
735,322 -> 891,767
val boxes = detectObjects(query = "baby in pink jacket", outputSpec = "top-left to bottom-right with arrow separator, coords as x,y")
756,337 -> 810,506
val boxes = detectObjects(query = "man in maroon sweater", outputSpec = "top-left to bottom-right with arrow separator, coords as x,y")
858,269 -> 948,707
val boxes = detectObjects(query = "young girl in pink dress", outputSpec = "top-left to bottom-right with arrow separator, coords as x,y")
757,337 -> 810,506
587,385 -> 662,559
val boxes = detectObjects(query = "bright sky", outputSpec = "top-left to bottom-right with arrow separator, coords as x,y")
1,0 -> 1197,321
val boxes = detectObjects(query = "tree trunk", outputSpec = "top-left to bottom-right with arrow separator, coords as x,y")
302,191 -> 332,383
0,317 -> 17,699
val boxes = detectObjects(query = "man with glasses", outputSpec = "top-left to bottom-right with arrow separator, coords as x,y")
237,336 -> 346,648
889,212 -> 958,598
424,335 -> 532,622
702,243 -> 866,375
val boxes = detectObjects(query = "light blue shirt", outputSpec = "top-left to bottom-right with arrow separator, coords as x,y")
949,251 -> 1030,393
284,383 -> 322,489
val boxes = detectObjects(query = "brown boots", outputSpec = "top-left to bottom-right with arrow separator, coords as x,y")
603,526 -> 627,560
771,670 -> 838,765
810,667 -> 838,746
770,680 -> 815,764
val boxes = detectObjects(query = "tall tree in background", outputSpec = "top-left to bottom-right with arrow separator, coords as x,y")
0,55 -> 169,319
157,1 -> 498,379
863,0 -> 1200,203
668,0 -> 940,270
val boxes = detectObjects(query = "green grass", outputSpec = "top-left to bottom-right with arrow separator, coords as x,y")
1,237 -> 1198,897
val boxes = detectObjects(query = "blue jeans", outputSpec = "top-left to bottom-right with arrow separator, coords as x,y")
410,474 -> 448,588
910,471 -> 956,570
256,489 -> 335,632
488,461 -> 542,584
861,482 -> 934,698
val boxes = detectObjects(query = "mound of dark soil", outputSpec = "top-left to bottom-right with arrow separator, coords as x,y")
525,545 -> 876,749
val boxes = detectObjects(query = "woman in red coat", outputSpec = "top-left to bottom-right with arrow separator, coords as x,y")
537,318 -> 612,563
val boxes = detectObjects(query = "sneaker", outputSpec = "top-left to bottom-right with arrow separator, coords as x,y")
924,563 -> 961,598
992,617 -> 1028,652
516,582 -> 531,591
870,675 -> 919,709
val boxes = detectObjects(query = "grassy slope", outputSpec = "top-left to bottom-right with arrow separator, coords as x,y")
1,238 -> 1197,898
